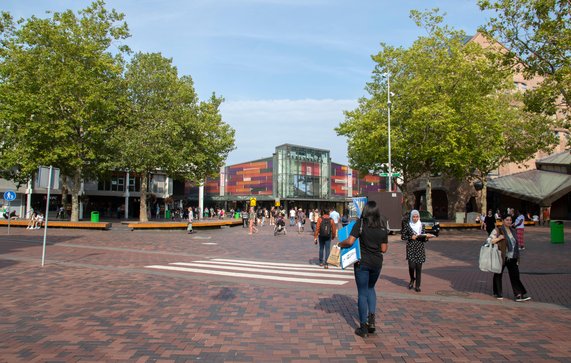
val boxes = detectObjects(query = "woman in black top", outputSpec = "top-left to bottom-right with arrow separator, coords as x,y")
338,201 -> 388,338
482,209 -> 497,235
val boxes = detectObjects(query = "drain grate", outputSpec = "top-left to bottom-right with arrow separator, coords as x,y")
435,290 -> 471,297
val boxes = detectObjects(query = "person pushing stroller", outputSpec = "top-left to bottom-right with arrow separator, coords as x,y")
274,212 -> 287,236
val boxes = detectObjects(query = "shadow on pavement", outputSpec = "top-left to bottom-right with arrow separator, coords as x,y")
316,294 -> 358,329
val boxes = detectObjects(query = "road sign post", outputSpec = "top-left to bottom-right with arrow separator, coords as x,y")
3,190 -> 16,235
379,172 -> 401,191
39,166 -> 59,267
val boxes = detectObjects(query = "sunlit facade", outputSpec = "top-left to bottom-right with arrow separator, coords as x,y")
198,144 -> 387,210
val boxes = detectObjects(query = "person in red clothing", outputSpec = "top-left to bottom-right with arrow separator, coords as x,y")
313,209 -> 337,269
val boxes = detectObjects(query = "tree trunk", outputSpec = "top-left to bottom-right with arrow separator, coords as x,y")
399,182 -> 415,211
481,179 -> 488,215
139,174 -> 149,222
70,172 -> 81,222
426,176 -> 433,215
61,175 -> 69,217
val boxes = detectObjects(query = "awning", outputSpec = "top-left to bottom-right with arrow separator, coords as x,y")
487,169 -> 571,206
537,150 -> 571,166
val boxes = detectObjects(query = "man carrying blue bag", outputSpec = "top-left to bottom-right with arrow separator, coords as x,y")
337,200 -> 389,338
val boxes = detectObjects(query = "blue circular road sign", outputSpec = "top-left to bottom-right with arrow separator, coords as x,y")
3,190 -> 16,201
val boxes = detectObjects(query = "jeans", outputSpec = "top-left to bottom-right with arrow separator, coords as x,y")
318,236 -> 331,264
354,263 -> 382,324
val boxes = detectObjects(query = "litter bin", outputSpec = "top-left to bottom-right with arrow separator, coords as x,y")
90,211 -> 100,223
550,220 -> 564,244
165,210 -> 171,219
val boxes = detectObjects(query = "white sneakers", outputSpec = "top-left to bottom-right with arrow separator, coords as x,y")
515,295 -> 532,302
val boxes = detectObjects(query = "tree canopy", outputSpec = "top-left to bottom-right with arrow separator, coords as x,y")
337,9 -> 556,212
478,0 -> 570,127
0,1 -> 235,221
112,52 -> 235,221
0,0 -> 129,220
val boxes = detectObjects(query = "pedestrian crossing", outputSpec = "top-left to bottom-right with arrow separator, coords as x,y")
145,258 -> 353,285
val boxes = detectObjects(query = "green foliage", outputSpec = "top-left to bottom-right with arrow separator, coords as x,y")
337,9 -> 556,199
478,0 -> 570,125
0,2 -> 234,222
112,52 -> 235,221
0,0 -> 130,184
114,52 -> 235,182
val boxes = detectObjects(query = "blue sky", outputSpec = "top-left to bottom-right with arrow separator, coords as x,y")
4,0 -> 490,165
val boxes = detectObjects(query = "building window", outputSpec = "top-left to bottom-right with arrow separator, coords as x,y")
152,175 -> 165,194
111,177 -> 124,192
514,81 -> 527,91
98,174 -> 141,192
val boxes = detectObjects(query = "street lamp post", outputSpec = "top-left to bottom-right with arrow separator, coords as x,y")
386,72 -> 392,192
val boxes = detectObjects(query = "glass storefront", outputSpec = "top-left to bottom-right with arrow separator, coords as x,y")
274,144 -> 330,199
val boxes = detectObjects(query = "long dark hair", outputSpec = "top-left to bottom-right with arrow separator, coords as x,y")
361,201 -> 383,228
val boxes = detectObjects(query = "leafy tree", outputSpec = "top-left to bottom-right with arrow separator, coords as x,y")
338,9 -> 555,214
478,0 -> 570,128
0,1 -> 129,221
113,52 -> 235,222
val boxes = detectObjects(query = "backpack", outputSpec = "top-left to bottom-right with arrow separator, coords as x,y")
319,217 -> 332,237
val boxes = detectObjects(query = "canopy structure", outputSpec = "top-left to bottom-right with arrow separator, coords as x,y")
487,151 -> 571,206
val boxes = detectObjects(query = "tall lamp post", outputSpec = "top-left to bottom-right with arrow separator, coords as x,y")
386,72 -> 392,192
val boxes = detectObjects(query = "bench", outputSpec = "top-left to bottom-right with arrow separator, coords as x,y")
0,219 -> 112,230
128,219 -> 242,230
440,221 -> 537,229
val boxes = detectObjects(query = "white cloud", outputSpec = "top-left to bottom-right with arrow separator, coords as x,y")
220,98 -> 358,165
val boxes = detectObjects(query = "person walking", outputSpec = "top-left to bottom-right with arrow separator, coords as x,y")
401,210 -> 435,293
248,207 -> 258,235
26,209 -> 37,229
514,210 -> 526,250
338,201 -> 388,338
542,207 -> 550,226
329,208 -> 341,229
311,208 -> 319,233
313,209 -> 337,269
495,209 -> 502,222
289,207 -> 296,226
241,209 -> 249,228
269,207 -> 276,226
297,208 -> 305,233
481,209 -> 497,235
488,215 -> 531,301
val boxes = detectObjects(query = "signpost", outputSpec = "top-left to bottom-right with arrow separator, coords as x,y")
380,172 -> 401,191
38,166 -> 60,267
3,190 -> 16,235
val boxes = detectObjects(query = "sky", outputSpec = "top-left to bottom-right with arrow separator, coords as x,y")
4,0 -> 491,166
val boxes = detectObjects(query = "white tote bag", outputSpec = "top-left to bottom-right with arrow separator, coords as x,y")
479,242 -> 502,274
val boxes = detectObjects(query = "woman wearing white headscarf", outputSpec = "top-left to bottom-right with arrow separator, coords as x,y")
401,210 -> 435,292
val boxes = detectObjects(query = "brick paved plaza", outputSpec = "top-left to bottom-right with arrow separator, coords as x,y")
1,222 -> 570,362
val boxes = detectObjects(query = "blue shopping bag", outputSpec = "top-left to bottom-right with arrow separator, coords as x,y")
338,220 -> 361,269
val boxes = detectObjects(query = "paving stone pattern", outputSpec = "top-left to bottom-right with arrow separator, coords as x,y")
1,223 -> 570,362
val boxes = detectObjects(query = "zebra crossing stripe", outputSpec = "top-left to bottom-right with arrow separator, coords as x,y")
170,262 -> 353,279
145,258 -> 351,285
212,258 -> 334,268
191,260 -> 353,275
